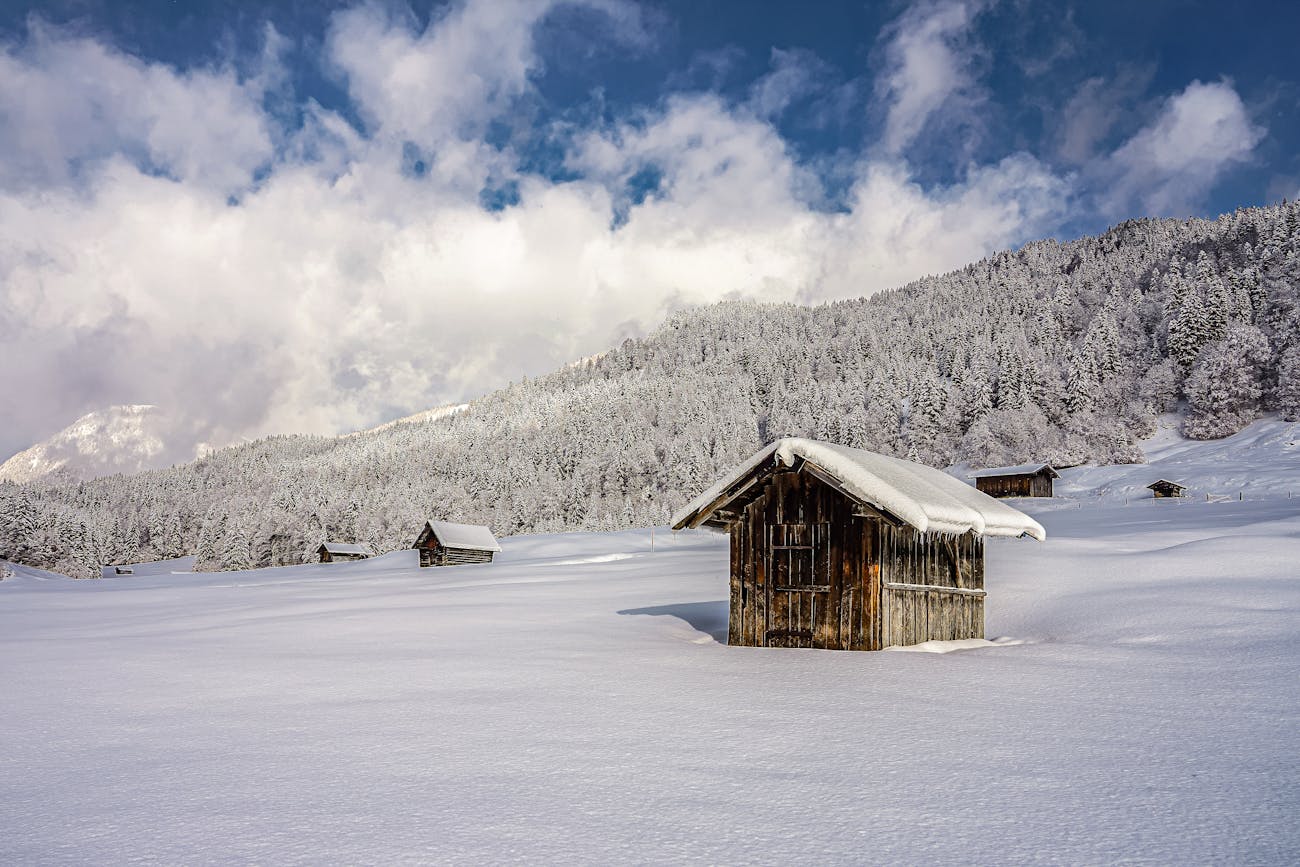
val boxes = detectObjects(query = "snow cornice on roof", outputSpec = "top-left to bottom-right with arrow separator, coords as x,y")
318,542 -> 374,556
969,463 -> 1060,479
672,438 -> 1046,541
423,521 -> 502,552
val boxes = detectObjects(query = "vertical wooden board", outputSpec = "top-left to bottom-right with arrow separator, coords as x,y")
814,482 -> 840,649
868,522 -> 881,650
728,525 -> 742,645
903,591 -> 915,647
884,590 -> 895,648
854,519 -> 868,651
923,591 -> 933,644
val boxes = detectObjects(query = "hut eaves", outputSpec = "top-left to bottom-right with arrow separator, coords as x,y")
672,438 -> 1045,540
970,463 -> 1060,479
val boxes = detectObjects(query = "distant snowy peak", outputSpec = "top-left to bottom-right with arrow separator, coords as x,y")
0,405 -> 171,484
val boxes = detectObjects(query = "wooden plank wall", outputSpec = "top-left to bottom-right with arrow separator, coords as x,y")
977,472 -> 1053,498
975,475 -> 1032,498
419,547 -> 495,567
729,470 -> 880,651
879,525 -> 985,646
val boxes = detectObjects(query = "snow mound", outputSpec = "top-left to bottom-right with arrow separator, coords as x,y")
884,636 -> 1028,653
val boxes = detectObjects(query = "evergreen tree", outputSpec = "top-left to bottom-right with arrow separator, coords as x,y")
1183,326 -> 1271,439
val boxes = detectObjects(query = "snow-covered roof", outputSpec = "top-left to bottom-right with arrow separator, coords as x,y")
318,542 -> 374,556
672,438 -> 1046,541
423,521 -> 501,552
970,463 -> 1059,479
1146,479 -> 1187,489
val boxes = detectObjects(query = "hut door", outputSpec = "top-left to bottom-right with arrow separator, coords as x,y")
766,522 -> 832,648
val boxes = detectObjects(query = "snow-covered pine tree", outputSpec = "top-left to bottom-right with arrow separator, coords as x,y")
1183,325 -> 1271,439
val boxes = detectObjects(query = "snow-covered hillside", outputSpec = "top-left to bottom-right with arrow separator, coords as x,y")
2,490 -> 1298,862
0,405 -> 171,483
949,415 -> 1300,504
1056,414 -> 1300,502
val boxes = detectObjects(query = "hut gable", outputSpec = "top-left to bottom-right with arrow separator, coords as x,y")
971,463 -> 1059,498
317,542 -> 374,563
413,520 -> 501,567
672,438 -> 1042,651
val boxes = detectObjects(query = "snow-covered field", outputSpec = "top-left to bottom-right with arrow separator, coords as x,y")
3,424 -> 1300,864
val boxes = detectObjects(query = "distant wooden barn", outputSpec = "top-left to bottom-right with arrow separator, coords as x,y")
1147,479 -> 1187,498
316,542 -> 374,563
672,438 -> 1044,651
413,521 -> 501,567
972,463 -> 1059,498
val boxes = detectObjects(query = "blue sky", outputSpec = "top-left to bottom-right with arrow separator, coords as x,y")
1,0 -> 1297,460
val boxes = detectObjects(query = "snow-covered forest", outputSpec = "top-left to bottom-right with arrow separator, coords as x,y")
3,202 -> 1299,576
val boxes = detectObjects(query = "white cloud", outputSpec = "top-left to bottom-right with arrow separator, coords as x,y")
326,0 -> 647,145
876,0 -> 985,155
0,20 -> 275,194
747,48 -> 828,120
1100,80 -> 1265,217
0,0 -> 1073,462
1053,66 -> 1154,165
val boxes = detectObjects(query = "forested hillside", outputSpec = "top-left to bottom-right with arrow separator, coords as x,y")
4,202 -> 1299,576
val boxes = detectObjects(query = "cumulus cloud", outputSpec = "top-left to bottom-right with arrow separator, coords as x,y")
1099,80 -> 1265,217
0,19 -> 276,194
876,0 -> 986,155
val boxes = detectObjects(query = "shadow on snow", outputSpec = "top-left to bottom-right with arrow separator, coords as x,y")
618,600 -> 729,643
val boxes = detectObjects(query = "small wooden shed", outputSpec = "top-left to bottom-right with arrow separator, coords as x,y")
672,438 -> 1044,651
413,520 -> 501,567
972,463 -> 1058,498
316,542 -> 374,563
1147,479 -> 1187,498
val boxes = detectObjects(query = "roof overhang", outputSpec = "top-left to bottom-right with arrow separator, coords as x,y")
672,438 -> 1045,541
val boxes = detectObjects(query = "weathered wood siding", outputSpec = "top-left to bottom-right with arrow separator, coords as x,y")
726,468 -> 987,650
975,471 -> 1053,498
418,544 -> 494,567
879,526 -> 984,647
728,470 -> 880,651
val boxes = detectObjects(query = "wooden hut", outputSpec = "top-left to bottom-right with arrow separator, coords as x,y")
412,521 -> 501,567
316,542 -> 374,563
671,438 -> 1044,651
972,463 -> 1058,498
1147,479 -> 1187,498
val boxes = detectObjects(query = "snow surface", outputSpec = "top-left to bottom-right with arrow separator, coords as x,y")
1050,415 -> 1300,503
424,520 -> 502,552
3,423 -> 1299,864
674,437 -> 1046,540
